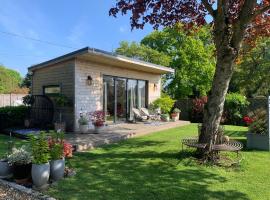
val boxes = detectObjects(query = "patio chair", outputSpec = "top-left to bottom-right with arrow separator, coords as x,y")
132,108 -> 148,123
140,108 -> 160,121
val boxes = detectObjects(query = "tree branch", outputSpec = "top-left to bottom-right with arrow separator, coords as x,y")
201,0 -> 215,17
253,4 -> 270,17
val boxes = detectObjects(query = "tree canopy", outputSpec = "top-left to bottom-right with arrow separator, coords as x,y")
0,65 -> 22,94
230,37 -> 270,97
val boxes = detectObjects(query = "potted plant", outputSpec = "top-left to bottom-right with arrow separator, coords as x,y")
7,146 -> 32,183
245,109 -> 269,150
54,94 -> 69,131
90,111 -> 105,134
152,94 -> 175,122
30,132 -> 50,189
171,108 -> 181,121
48,131 -> 65,181
78,115 -> 89,134
161,114 -> 170,122
0,138 -> 14,178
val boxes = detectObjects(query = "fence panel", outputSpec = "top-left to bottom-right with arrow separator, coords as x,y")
0,94 -> 27,107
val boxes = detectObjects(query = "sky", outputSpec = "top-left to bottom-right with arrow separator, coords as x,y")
0,0 -> 153,76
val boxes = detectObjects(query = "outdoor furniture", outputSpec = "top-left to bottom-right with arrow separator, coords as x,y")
140,107 -> 160,121
181,137 -> 243,164
132,108 -> 148,122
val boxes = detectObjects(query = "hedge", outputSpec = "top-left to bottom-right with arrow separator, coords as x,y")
0,105 -> 28,130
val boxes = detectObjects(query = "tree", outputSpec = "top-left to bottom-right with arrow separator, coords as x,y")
110,0 -> 270,160
20,72 -> 32,89
230,37 -> 270,97
116,41 -> 171,67
142,26 -> 215,98
0,65 -> 22,93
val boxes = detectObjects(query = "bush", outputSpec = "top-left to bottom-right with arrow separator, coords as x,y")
48,131 -> 64,160
224,93 -> 249,125
151,94 -> 175,114
0,105 -> 28,129
248,109 -> 267,134
191,96 -> 207,123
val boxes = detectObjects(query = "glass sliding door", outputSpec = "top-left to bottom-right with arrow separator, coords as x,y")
127,79 -> 138,121
115,78 -> 127,122
103,75 -> 148,122
103,76 -> 115,122
138,80 -> 146,109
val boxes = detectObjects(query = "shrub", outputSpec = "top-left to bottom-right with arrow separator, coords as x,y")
7,146 -> 32,165
224,93 -> 249,125
29,132 -> 50,164
152,94 -> 175,114
191,96 -> 207,123
248,109 -> 267,134
0,105 -> 28,129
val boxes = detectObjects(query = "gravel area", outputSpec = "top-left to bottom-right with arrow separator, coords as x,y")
0,179 -> 55,200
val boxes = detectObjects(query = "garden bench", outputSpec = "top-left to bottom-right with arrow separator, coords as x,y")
181,137 -> 243,164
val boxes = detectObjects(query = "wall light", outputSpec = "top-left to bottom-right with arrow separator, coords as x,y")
154,83 -> 158,91
87,75 -> 93,86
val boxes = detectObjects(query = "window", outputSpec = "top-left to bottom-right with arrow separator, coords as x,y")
43,85 -> 61,95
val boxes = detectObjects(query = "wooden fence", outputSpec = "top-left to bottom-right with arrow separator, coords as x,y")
0,94 -> 27,107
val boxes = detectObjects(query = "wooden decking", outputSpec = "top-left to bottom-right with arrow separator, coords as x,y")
66,120 -> 190,151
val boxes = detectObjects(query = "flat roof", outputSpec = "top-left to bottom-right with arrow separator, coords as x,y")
28,47 -> 174,74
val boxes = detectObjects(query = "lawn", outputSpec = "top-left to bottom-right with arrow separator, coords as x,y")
1,124 -> 270,200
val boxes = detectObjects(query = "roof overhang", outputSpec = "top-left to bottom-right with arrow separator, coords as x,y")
28,47 -> 174,74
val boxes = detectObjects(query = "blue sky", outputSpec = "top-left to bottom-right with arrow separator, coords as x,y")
0,1 -> 153,76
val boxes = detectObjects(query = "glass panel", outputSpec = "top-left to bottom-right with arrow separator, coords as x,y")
103,76 -> 114,122
44,86 -> 60,95
116,78 -> 127,122
127,79 -> 138,121
138,80 -> 146,109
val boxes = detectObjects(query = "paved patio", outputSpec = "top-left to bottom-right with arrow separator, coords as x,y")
66,120 -> 190,151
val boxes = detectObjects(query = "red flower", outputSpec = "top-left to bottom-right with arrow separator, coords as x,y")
243,116 -> 253,125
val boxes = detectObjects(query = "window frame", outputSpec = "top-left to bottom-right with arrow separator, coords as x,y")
43,85 -> 61,96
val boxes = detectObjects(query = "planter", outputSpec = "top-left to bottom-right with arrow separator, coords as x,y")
54,122 -> 66,132
13,163 -> 31,181
94,126 -> 103,134
0,159 -> 12,178
246,133 -> 270,150
50,158 -> 65,181
171,114 -> 177,122
32,163 -> 50,188
79,124 -> 88,134
161,115 -> 170,122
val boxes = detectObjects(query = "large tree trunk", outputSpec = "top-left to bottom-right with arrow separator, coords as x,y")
198,50 -> 236,159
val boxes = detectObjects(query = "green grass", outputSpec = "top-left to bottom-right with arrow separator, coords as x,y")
1,124 -> 270,200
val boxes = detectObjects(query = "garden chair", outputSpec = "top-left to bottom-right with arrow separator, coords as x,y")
132,108 -> 148,123
140,107 -> 160,121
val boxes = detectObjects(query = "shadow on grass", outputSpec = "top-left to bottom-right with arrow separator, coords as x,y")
48,146 -> 250,200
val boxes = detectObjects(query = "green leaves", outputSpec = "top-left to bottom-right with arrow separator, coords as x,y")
0,65 -> 22,93
29,131 -> 50,165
